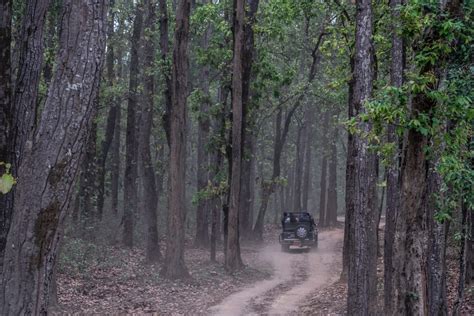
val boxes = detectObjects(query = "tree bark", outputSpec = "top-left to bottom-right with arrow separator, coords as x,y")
347,0 -> 378,313
140,0 -> 161,263
0,0 -> 12,272
0,1 -> 107,313
161,0 -> 191,279
225,0 -> 245,272
123,3 -> 143,248
392,1 -> 462,313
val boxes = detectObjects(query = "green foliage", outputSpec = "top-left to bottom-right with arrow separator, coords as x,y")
0,162 -> 16,194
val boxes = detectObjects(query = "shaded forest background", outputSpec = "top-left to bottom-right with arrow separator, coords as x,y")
0,0 -> 472,314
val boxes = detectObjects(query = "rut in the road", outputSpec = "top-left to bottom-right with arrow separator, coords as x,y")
208,229 -> 343,316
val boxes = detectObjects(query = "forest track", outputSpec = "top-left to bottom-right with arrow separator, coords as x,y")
208,229 -> 343,316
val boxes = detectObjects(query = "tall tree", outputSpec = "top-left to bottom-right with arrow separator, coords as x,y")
161,0 -> 192,279
347,0 -> 378,314
140,0 -> 162,263
392,0 -> 463,313
302,105 -> 315,211
123,3 -> 143,248
292,123 -> 306,212
226,0 -> 245,271
0,0 -> 107,313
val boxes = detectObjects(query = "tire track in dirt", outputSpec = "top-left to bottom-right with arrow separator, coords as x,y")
208,229 -> 343,316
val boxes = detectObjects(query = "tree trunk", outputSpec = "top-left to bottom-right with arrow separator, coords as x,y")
11,0 -> 51,169
0,0 -> 12,272
140,0 -> 161,263
347,0 -> 378,313
225,0 -> 245,272
392,1 -> 462,313
0,1 -> 107,313
161,0 -> 191,279
97,1 -> 118,220
123,3 -> 143,248
384,0 -> 404,312
82,121 -> 98,231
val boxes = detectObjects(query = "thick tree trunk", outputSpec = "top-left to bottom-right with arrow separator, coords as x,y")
0,1 -> 107,313
392,1 -> 462,313
123,4 -> 143,248
11,0 -> 51,169
225,0 -> 245,272
240,133 -> 254,236
161,0 -> 191,279
97,1 -> 117,220
384,0 -> 404,312
0,0 -> 12,272
347,0 -> 378,313
140,0 -> 161,263
110,97 -> 121,215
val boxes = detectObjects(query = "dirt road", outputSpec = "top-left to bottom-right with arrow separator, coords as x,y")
208,229 -> 343,316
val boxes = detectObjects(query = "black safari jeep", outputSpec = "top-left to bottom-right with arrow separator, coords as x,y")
279,212 -> 318,251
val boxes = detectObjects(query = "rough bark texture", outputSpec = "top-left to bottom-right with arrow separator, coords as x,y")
140,0 -> 161,263
161,0 -> 191,279
0,0 -> 12,272
347,0 -> 378,313
122,4 -> 143,248
11,0 -> 51,168
0,1 -> 107,313
226,0 -> 245,272
392,1 -> 462,313
384,0 -> 404,312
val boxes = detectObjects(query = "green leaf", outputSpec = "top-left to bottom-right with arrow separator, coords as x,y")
0,173 -> 16,194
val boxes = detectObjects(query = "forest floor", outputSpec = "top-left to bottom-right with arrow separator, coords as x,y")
56,223 -> 473,315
